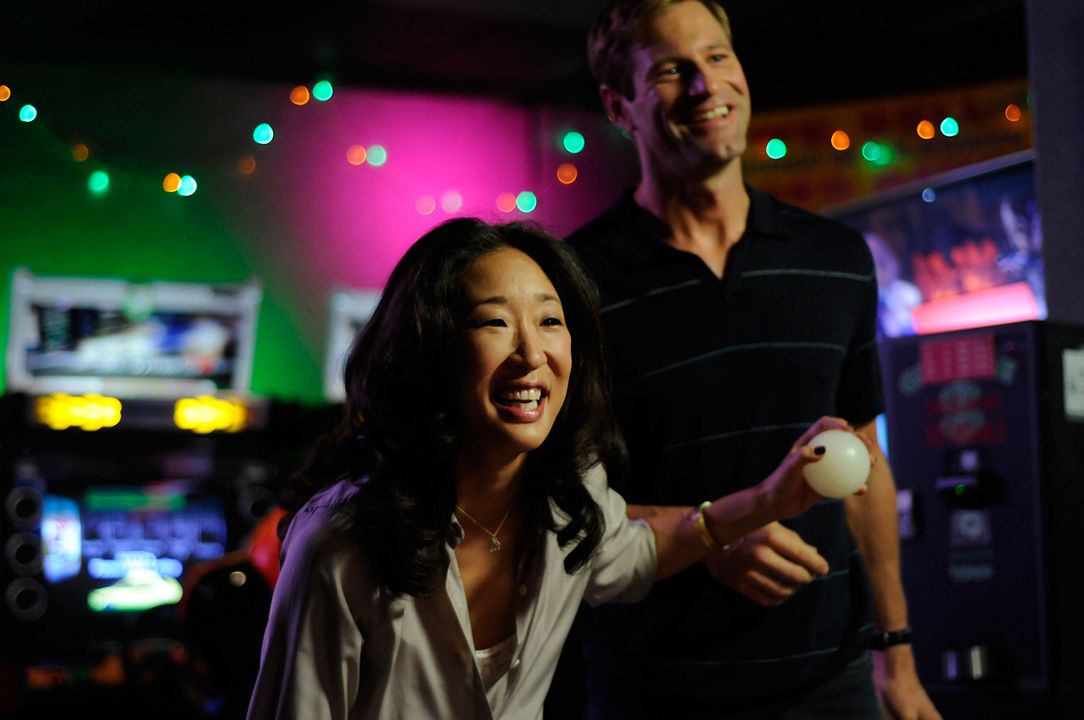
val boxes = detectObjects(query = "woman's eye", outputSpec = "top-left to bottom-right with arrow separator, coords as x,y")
542,317 -> 564,327
471,318 -> 506,328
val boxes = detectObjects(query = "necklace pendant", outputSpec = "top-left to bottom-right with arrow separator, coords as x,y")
489,537 -> 502,553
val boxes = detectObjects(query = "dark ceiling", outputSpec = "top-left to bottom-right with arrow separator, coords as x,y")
2,0 -> 1030,112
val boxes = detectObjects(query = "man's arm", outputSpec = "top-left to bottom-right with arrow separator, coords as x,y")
846,419 -> 941,720
701,521 -> 828,604
628,506 -> 825,592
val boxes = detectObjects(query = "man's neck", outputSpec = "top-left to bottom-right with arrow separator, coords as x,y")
633,161 -> 751,275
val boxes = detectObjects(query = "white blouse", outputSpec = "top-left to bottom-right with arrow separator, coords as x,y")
246,462 -> 657,720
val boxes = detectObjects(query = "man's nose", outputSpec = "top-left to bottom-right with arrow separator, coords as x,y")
688,65 -> 714,96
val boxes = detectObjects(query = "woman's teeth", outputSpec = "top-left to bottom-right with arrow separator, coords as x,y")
500,388 -> 542,410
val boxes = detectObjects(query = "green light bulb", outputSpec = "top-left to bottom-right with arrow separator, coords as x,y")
940,117 -> 960,137
178,175 -> 198,197
516,191 -> 537,213
88,170 -> 110,195
312,81 -> 334,102
367,145 -> 388,167
562,131 -> 585,154
765,138 -> 787,160
253,123 -> 274,145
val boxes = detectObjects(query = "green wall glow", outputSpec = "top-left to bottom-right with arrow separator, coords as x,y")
0,95 -> 324,403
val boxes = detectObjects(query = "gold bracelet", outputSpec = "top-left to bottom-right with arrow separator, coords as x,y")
694,501 -> 727,552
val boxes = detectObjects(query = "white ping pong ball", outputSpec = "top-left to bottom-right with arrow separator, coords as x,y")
802,429 -> 871,498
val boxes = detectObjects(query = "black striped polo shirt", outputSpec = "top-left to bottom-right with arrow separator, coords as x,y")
565,186 -> 883,716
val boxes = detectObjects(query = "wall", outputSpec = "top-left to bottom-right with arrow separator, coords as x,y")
0,62 -> 638,404
1,62 -> 1033,404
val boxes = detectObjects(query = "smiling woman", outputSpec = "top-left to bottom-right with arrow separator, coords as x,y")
457,247 -> 572,465
245,217 -> 859,720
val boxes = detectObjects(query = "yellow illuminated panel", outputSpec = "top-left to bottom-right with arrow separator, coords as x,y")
174,396 -> 247,434
35,394 -> 122,431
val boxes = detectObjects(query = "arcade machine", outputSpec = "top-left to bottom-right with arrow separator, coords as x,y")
322,287 -> 381,403
831,150 -> 1084,718
0,270 -> 320,719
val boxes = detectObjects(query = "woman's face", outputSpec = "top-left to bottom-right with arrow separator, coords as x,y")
456,247 -> 572,465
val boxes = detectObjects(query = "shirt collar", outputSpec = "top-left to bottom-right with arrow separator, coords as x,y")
746,184 -> 795,241
605,184 -> 793,264
448,515 -> 465,548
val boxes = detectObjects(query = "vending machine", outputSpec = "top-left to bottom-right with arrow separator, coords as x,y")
828,150 -> 1084,716
879,321 -> 1084,717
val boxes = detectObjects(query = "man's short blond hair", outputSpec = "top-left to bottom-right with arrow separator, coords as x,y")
587,0 -> 733,99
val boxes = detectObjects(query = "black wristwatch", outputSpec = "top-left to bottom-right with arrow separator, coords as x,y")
871,626 -> 913,650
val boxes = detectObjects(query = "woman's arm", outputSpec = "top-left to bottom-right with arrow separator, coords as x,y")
248,508 -> 368,720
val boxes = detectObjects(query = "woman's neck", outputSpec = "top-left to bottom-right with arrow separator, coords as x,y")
453,450 -> 524,520
453,451 -> 525,652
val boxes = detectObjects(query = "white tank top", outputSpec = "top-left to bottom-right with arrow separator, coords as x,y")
474,634 -> 517,691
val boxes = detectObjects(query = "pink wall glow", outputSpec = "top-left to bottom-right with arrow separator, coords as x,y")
247,86 -> 637,295
0,63 -> 639,402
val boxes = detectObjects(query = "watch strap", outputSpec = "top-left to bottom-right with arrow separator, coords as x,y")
871,626 -> 913,650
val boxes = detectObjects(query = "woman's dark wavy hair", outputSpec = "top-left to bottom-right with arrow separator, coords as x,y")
279,217 -> 627,597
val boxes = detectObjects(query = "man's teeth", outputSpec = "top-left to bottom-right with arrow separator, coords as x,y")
691,106 -> 730,122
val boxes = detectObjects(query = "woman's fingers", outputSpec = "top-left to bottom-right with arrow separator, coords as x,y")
792,416 -> 851,450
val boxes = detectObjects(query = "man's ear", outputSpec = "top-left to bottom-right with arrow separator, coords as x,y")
599,85 -> 633,138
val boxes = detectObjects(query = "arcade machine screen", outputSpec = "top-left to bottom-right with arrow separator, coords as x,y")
829,149 -> 1044,339
322,287 -> 381,403
6,269 -> 261,399
13,470 -> 229,629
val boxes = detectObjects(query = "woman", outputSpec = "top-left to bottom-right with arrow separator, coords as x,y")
246,218 -> 865,720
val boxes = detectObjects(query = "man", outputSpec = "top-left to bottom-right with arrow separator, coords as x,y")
555,1 -> 941,717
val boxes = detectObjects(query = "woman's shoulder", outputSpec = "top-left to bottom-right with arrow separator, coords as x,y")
272,477 -> 384,628
549,461 -> 610,526
580,461 -> 610,498
294,476 -> 364,520
280,477 -> 367,576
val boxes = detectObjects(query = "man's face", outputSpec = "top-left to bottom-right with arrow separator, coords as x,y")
610,1 -> 751,178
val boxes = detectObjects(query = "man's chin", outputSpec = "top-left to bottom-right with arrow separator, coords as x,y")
674,148 -> 737,178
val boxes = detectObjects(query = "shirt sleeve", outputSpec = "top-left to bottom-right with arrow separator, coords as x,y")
580,463 -> 658,607
838,235 -> 887,425
247,488 -> 371,720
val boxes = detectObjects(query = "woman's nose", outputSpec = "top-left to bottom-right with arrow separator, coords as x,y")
511,328 -> 546,369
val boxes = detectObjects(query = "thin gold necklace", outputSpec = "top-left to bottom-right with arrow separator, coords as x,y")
455,504 -> 512,553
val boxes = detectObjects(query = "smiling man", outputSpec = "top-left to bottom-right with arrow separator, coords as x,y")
552,1 -> 941,718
